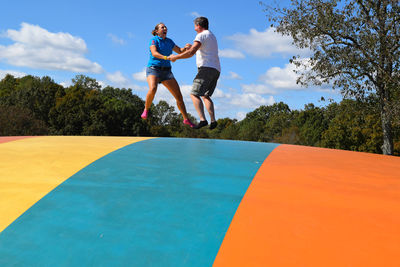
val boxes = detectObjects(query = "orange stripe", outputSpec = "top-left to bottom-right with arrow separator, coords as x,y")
0,136 -> 34,144
214,145 -> 400,267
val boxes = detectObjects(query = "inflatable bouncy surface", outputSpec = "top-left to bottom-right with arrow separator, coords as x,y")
1,136 -> 399,266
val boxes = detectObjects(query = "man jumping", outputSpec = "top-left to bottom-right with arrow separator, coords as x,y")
169,17 -> 221,130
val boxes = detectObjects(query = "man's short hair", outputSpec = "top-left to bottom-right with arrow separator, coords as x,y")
194,17 -> 209,30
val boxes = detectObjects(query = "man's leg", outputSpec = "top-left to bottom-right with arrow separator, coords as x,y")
202,96 -> 218,129
191,94 -> 208,129
201,95 -> 215,122
199,68 -> 219,129
191,94 -> 206,121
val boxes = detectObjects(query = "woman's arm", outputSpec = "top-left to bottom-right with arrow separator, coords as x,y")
172,43 -> 192,54
150,45 -> 169,60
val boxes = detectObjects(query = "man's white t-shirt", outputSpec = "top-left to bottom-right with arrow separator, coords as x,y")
194,30 -> 221,72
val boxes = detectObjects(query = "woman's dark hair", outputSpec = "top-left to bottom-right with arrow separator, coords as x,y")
194,17 -> 209,30
151,22 -> 164,36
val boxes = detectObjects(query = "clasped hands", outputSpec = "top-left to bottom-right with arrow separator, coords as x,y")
184,43 -> 192,50
168,43 -> 192,62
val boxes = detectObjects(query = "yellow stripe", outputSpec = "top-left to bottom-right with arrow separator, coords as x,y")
0,136 -> 154,232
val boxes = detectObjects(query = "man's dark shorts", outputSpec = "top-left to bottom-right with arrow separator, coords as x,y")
191,67 -> 220,97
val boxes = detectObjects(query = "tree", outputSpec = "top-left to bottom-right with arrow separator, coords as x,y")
241,102 -> 292,142
0,74 -> 17,98
152,100 -> 179,127
321,99 -> 382,152
101,86 -> 148,136
49,75 -> 104,135
208,118 -> 237,139
294,103 -> 328,146
0,105 -> 48,135
264,0 -> 400,155
219,122 -> 240,140
13,75 -> 64,125
262,103 -> 293,142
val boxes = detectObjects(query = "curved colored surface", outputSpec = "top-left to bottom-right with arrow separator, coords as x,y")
0,136 -> 34,144
214,145 -> 400,267
0,136 -> 153,232
0,137 -> 399,266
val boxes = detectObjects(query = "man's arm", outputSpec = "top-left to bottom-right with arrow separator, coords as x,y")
169,41 -> 201,62
172,43 -> 192,54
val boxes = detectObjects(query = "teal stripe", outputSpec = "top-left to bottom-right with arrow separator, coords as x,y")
0,138 -> 279,266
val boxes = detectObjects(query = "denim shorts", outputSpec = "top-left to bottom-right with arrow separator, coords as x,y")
191,67 -> 220,96
146,66 -> 175,83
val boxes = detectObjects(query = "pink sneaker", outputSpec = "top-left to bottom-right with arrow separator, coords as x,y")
141,109 -> 148,119
183,119 -> 195,128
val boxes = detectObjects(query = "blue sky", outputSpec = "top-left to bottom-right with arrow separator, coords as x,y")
0,0 -> 341,120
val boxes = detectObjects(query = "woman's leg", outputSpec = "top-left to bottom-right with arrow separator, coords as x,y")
162,78 -> 189,120
145,75 -> 158,110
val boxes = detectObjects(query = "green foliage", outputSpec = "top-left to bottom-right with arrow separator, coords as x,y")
48,76 -> 148,136
237,102 -> 292,142
320,99 -> 382,153
208,118 -> 237,139
0,74 -> 398,156
101,86 -> 147,136
0,74 -> 18,98
49,77 -> 104,135
0,105 -> 48,135
293,103 -> 327,146
321,100 -> 382,153
0,75 -> 64,127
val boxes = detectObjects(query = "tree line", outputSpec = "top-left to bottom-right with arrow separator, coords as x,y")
0,74 -> 399,156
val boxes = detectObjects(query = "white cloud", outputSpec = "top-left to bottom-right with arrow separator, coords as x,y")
59,81 -> 72,88
237,62 -> 303,97
0,69 -> 26,79
244,59 -> 334,95
130,83 -> 149,92
107,33 -> 126,45
97,80 -> 106,88
259,63 -> 301,90
223,71 -> 242,80
180,84 -> 192,97
105,71 -> 149,91
230,93 -> 275,109
213,88 -> 231,98
258,59 -> 330,91
132,68 -> 147,82
0,23 -> 103,73
106,71 -> 129,85
227,27 -> 309,58
241,83 -> 276,94
219,49 -> 245,59
236,111 -> 247,121
190,12 -> 201,18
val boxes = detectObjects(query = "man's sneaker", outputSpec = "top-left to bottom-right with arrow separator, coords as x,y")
194,120 -> 208,129
141,109 -> 148,119
209,121 -> 218,130
183,119 -> 195,128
